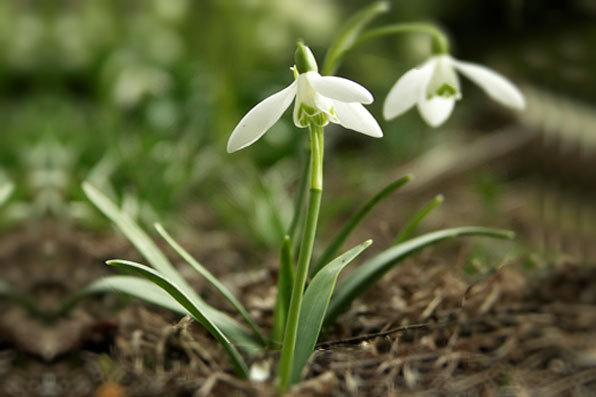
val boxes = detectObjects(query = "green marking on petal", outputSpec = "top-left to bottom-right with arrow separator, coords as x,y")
310,113 -> 329,127
436,83 -> 457,97
296,102 -> 331,127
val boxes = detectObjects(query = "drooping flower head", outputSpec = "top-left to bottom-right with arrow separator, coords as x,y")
227,42 -> 382,153
383,54 -> 525,127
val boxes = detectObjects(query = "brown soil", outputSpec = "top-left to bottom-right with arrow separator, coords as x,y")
0,219 -> 595,397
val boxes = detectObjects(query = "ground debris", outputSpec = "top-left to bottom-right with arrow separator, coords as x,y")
1,225 -> 595,396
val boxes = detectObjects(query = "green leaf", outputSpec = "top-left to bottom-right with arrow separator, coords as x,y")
322,1 -> 391,75
107,260 -> 250,378
0,182 -> 14,207
325,227 -> 514,323
154,223 -> 267,345
291,240 -> 372,384
272,235 -> 295,343
312,175 -> 412,277
394,194 -> 443,244
0,281 -> 44,319
75,276 -> 187,313
71,276 -> 262,355
82,182 -> 263,353
83,182 -> 184,285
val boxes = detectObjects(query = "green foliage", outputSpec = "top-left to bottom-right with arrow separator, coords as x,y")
291,239 -> 372,384
82,182 -> 263,354
326,227 -> 515,324
272,236 -> 295,343
322,1 -> 390,75
394,194 -> 444,244
154,223 -> 267,345
0,182 -> 13,207
107,259 -> 249,378
312,174 -> 412,277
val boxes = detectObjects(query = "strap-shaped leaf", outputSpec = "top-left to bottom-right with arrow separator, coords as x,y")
312,175 -> 412,277
83,182 -> 185,286
76,276 -> 186,313
0,281 -> 43,318
322,1 -> 391,75
82,182 -> 263,353
0,182 -> 14,207
70,276 -> 262,355
394,194 -> 443,244
325,227 -> 514,323
107,260 -> 250,378
154,223 -> 267,345
272,235 -> 295,343
291,240 -> 372,384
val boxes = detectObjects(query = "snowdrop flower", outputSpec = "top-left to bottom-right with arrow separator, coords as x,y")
383,54 -> 525,127
227,42 -> 382,153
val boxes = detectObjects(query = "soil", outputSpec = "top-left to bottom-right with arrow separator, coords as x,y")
0,214 -> 595,397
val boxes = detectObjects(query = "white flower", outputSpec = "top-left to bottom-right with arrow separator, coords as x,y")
227,65 -> 382,153
383,54 -> 525,127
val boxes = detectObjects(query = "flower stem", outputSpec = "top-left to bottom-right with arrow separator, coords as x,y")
287,146 -> 310,255
352,22 -> 450,55
276,124 -> 324,392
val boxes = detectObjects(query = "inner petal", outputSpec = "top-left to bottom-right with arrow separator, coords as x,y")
426,55 -> 461,100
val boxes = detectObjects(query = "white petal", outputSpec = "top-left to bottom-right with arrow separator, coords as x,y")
425,54 -> 461,99
383,61 -> 434,120
227,81 -> 297,153
417,96 -> 455,127
452,59 -> 525,110
333,101 -> 383,138
306,72 -> 373,104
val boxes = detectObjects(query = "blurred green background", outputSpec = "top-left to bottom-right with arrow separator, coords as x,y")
0,0 -> 594,261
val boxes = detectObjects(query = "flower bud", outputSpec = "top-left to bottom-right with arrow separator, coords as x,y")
294,41 -> 318,74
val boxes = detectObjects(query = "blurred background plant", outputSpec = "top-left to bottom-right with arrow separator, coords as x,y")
0,0 -> 594,262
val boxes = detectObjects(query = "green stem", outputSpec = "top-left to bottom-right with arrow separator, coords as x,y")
351,22 -> 450,55
288,146 -> 311,255
321,1 -> 390,75
277,125 -> 324,392
271,235 -> 295,344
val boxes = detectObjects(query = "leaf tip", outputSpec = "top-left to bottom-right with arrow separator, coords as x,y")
375,1 -> 391,12
82,181 -> 93,194
364,239 -> 373,248
435,194 -> 445,203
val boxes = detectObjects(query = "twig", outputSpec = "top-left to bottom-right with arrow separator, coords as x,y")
316,322 -> 444,349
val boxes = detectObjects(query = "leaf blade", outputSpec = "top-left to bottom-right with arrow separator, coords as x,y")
312,174 -> 412,277
322,1 -> 391,75
82,182 -> 263,352
0,182 -> 13,207
394,194 -> 444,244
325,227 -> 514,323
291,239 -> 372,384
154,223 -> 267,345
107,260 -> 250,378
272,235 -> 295,343
83,182 -> 183,285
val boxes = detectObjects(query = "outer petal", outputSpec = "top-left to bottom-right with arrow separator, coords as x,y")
417,96 -> 455,127
333,101 -> 383,138
227,81 -> 297,153
383,61 -> 434,120
452,58 -> 525,110
306,72 -> 373,104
